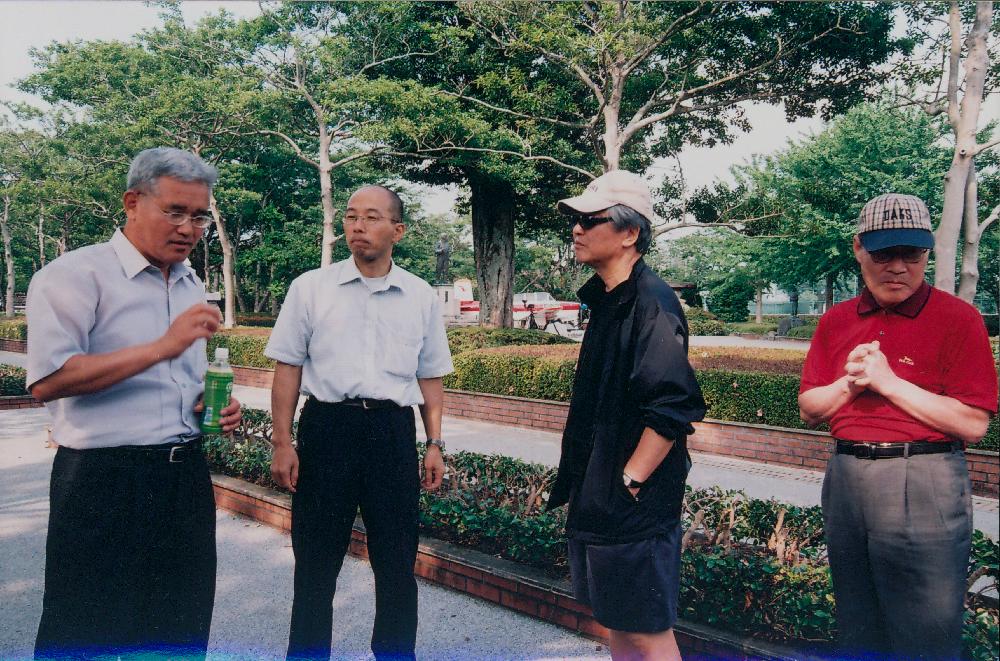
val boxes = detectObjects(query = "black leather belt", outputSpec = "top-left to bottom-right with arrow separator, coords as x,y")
336,397 -> 402,410
63,441 -> 202,464
835,440 -> 961,460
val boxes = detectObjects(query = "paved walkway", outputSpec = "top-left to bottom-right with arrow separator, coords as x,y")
0,408 -> 607,661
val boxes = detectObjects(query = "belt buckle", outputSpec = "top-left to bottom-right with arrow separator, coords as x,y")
361,399 -> 370,410
169,446 -> 184,463
854,443 -> 877,460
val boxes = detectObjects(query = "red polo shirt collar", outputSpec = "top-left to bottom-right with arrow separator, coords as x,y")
857,281 -> 932,319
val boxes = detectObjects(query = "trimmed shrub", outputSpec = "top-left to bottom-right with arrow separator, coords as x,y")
235,314 -> 278,328
0,317 -> 27,340
786,325 -> 817,339
982,314 -> 998,337
685,307 -> 729,336
446,326 -> 574,356
727,321 -> 780,335
0,364 -> 27,395
697,369 -> 813,429
445,350 -> 577,402
206,332 -> 273,369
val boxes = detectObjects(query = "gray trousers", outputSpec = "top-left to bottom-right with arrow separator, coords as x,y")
822,449 -> 972,661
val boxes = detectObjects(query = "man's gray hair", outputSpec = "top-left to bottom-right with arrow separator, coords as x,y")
606,204 -> 653,254
127,147 -> 218,193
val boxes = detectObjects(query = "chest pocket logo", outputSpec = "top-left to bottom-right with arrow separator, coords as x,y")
898,356 -> 915,367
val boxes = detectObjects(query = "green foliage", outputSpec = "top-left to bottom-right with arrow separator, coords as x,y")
786,326 -> 817,339
697,370 -> 813,430
444,351 -> 577,402
445,326 -> 574,356
0,318 -> 27,340
0,364 -> 27,396
709,277 -> 757,323
728,322 -> 780,335
685,307 -> 729,336
206,332 -> 273,369
234,314 -> 277,328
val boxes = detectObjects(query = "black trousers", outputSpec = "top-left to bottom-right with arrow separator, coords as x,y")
822,450 -> 972,661
287,399 -> 420,661
35,444 -> 217,660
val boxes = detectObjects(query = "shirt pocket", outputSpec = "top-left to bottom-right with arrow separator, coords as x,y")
379,318 -> 423,378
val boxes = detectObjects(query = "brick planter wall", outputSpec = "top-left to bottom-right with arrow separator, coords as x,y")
0,338 -> 27,352
211,474 -> 811,661
0,395 -> 42,410
441,389 -> 1000,498
232,365 -> 275,389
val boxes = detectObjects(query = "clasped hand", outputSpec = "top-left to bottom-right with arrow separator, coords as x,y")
844,340 -> 898,395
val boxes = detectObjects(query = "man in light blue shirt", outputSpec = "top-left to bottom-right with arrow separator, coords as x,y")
266,185 -> 453,660
27,147 -> 242,659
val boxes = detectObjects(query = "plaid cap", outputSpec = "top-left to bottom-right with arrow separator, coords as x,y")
857,193 -> 934,251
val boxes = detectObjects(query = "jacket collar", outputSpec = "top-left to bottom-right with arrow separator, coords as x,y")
578,258 -> 645,310
857,280 -> 931,318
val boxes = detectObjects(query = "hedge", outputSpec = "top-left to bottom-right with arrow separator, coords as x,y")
202,414 -> 998,659
0,364 -> 27,396
445,326 -> 575,355
443,345 -> 1000,450
685,307 -> 728,336
0,317 -> 27,340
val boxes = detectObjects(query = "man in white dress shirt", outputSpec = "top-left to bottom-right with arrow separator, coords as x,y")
27,147 -> 242,659
266,185 -> 453,660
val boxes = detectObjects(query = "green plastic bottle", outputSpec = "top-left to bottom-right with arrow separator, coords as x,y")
201,347 -> 233,434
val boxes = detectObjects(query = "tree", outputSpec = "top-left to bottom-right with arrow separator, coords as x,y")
377,1 -> 908,325
901,2 -> 999,300
731,103 -> 954,308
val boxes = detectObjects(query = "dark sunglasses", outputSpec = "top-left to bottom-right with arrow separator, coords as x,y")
868,246 -> 929,264
571,214 -> 611,231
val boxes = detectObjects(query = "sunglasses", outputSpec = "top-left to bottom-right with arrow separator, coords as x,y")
867,246 -> 929,264
571,214 -> 611,231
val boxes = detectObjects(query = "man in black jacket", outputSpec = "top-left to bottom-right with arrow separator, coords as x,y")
549,170 -> 706,660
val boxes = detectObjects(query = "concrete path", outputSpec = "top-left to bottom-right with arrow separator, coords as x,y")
689,335 -> 810,351
0,408 -> 607,661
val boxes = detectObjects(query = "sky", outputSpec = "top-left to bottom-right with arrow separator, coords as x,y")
1,1 -> 996,220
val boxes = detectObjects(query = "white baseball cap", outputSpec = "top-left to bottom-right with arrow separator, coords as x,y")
557,170 -> 660,223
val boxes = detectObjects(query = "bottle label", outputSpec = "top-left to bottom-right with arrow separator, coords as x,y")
201,371 -> 234,434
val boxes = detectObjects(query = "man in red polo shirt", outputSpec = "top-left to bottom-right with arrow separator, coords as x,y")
799,193 -> 998,660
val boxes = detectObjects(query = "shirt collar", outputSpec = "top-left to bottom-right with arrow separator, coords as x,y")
110,229 -> 196,283
857,280 -> 932,318
335,257 -> 406,292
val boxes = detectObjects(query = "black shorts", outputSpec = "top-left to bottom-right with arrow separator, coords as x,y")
568,523 -> 682,633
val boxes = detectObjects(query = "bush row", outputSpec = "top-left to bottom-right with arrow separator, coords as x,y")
0,317 -> 27,341
684,307 -> 729,336
443,346 -> 999,450
0,364 -> 27,396
202,414 -> 998,659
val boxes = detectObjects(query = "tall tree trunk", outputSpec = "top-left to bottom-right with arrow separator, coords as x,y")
58,216 -> 68,256
935,0 -> 992,295
754,288 -> 763,323
253,259 -> 263,312
469,173 -> 515,328
957,165 -> 981,302
825,272 -> 835,311
1,196 -> 15,318
201,235 -> 211,291
269,264 -> 279,315
37,203 -> 46,268
210,196 -> 236,329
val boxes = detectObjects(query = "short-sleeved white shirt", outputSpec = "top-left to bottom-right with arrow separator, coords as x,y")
265,258 -> 453,406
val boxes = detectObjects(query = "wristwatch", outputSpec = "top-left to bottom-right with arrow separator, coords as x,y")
623,471 -> 645,489
426,438 -> 446,453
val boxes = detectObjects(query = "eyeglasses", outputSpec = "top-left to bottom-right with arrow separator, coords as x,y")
571,214 -> 611,231
142,194 -> 213,229
867,246 -> 929,264
343,214 -> 400,227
